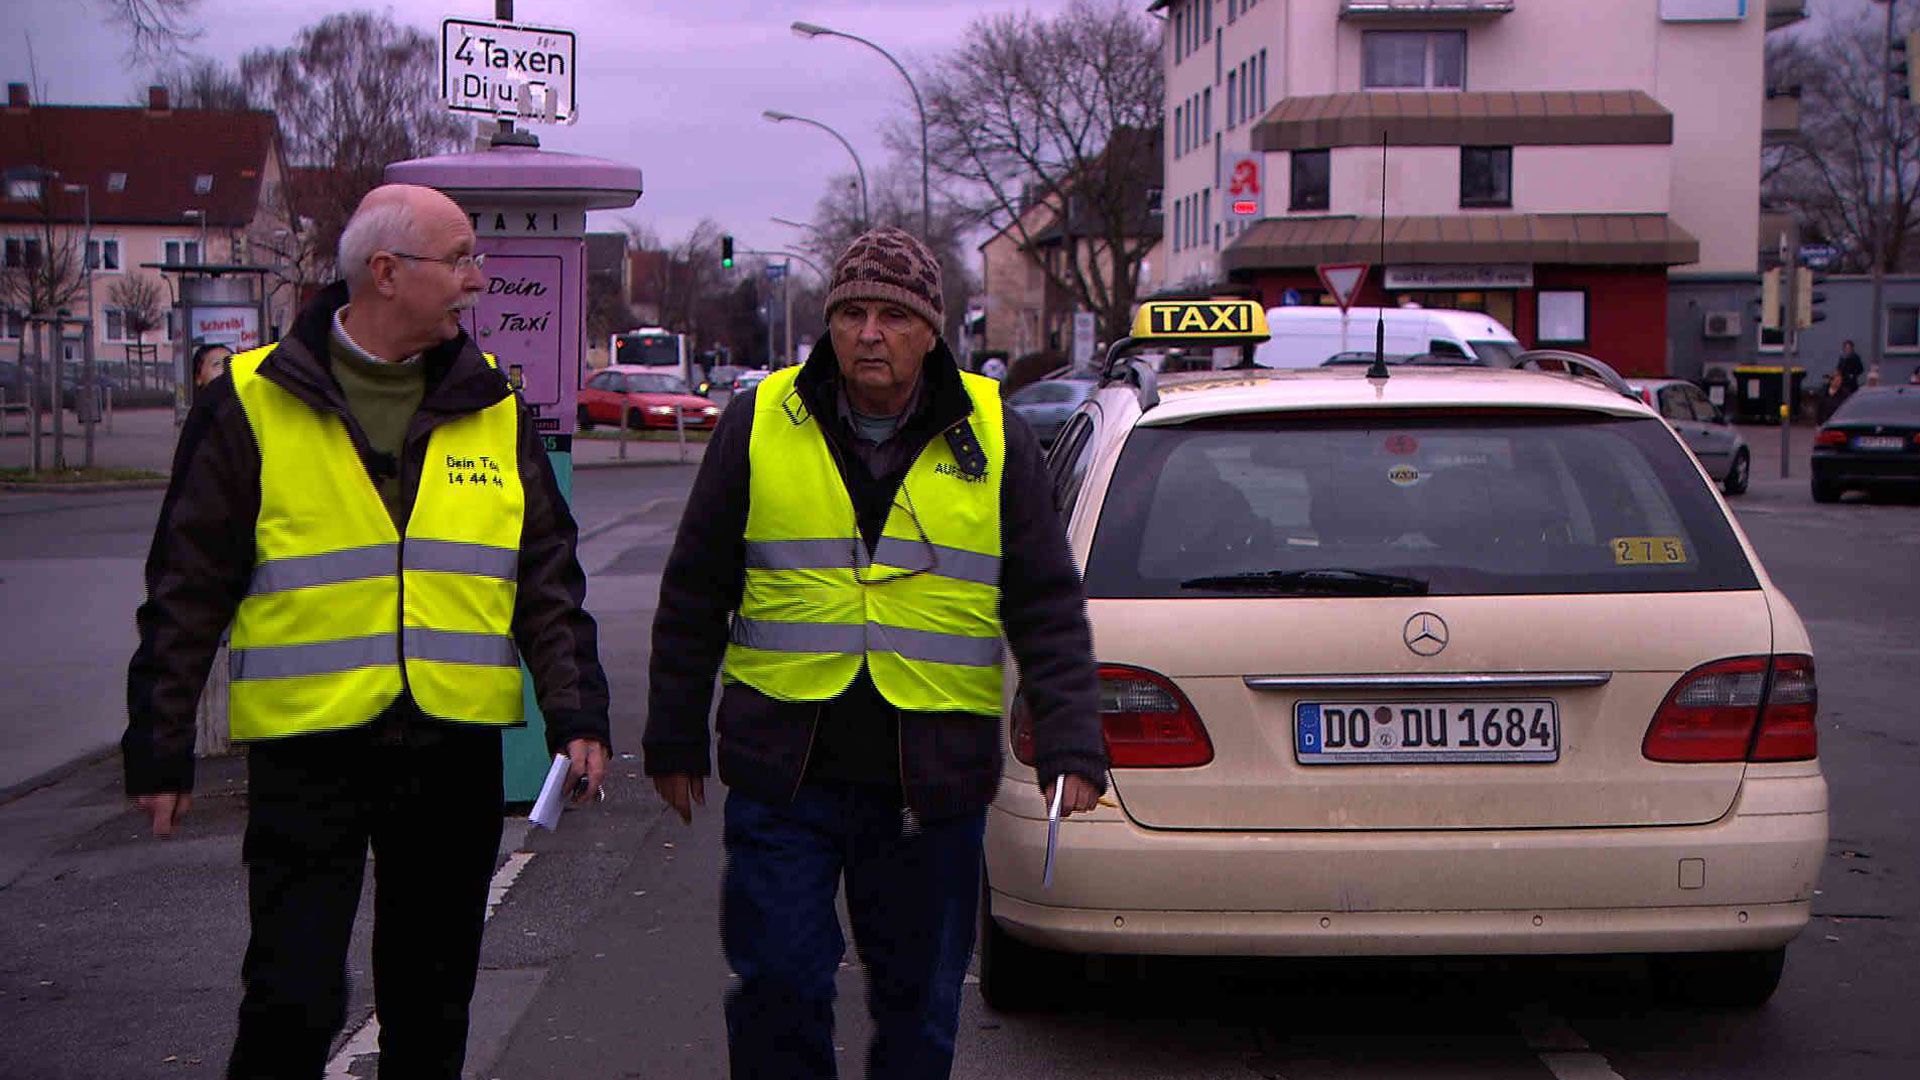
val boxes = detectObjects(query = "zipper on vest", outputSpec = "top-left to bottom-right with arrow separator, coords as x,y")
790,703 -> 825,802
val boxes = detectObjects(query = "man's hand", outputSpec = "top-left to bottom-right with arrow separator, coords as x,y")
135,793 -> 193,838
652,774 -> 706,824
1045,774 -> 1101,819
564,738 -> 609,806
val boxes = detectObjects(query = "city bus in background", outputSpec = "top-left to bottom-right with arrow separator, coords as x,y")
609,328 -> 703,390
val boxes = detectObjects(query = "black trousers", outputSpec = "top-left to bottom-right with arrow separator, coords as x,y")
226,722 -> 504,1080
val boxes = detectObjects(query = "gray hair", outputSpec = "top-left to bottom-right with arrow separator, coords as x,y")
336,200 -> 420,292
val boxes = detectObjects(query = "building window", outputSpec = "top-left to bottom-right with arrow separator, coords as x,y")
1203,189 -> 1212,249
1259,49 -> 1268,112
105,307 -> 130,342
1537,290 -> 1589,345
1203,88 -> 1212,141
3,237 -> 42,269
1460,146 -> 1513,208
1174,103 -> 1184,156
1290,150 -> 1330,212
4,178 -> 42,201
1,308 -> 23,340
1889,305 -> 1920,351
1363,31 -> 1467,90
194,174 -> 214,195
107,172 -> 127,193
86,238 -> 121,271
1228,70 -> 1238,127
165,240 -> 202,265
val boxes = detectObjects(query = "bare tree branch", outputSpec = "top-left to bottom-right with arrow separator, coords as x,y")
101,0 -> 202,62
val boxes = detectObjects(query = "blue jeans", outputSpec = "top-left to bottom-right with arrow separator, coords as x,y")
721,784 -> 986,1080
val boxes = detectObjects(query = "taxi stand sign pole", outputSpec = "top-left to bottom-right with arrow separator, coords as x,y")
388,6 -> 641,803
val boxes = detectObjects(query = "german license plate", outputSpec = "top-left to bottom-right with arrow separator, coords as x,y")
1853,435 -> 1905,451
1295,701 -> 1559,764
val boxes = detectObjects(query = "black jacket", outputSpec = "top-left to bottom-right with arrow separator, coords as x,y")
123,282 -> 611,795
642,336 -> 1107,820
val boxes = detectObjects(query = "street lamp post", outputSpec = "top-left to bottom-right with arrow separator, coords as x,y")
763,110 -> 871,230
1870,0 -> 1908,386
62,181 -> 97,467
791,20 -> 930,239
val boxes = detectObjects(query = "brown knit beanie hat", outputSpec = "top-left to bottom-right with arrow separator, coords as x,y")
824,226 -> 944,336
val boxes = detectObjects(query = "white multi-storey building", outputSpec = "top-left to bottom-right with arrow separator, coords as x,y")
1155,0 -> 1805,376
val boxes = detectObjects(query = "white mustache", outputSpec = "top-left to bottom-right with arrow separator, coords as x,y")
450,296 -> 479,313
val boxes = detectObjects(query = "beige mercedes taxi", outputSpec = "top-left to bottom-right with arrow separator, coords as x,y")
982,300 -> 1826,1011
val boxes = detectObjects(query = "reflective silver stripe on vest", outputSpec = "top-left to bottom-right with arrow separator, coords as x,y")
745,538 -> 868,573
230,633 -> 397,681
404,539 -> 519,581
745,537 -> 1000,587
248,544 -> 398,596
871,538 -> 1000,587
403,628 -> 521,668
864,622 -> 1003,668
729,617 -> 1002,669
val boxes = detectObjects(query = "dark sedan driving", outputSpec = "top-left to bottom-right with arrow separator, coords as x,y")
1812,386 -> 1920,502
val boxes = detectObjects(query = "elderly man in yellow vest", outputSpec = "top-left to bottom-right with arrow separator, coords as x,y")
645,226 -> 1108,1079
123,184 -> 612,1080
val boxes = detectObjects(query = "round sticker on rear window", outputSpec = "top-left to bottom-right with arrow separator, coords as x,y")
1387,464 -> 1423,487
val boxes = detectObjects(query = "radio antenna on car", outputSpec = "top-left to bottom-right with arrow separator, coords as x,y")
1368,134 -> 1391,381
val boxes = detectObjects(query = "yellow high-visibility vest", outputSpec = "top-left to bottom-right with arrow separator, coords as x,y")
224,344 -> 525,740
722,365 -> 1007,715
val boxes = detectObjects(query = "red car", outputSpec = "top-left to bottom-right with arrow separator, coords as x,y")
578,366 -> 720,431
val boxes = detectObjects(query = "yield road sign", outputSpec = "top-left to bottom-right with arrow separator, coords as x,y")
1316,263 -> 1369,314
442,18 -> 578,124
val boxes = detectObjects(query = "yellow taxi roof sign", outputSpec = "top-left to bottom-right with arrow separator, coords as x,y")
1131,298 -> 1270,344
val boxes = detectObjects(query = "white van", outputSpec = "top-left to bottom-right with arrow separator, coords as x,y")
1253,306 -> 1523,369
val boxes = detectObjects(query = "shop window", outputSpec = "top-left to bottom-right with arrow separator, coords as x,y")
1460,147 -> 1512,208
1537,290 -> 1589,345
1363,31 -> 1466,90
1290,150 -> 1330,212
1889,305 -> 1920,351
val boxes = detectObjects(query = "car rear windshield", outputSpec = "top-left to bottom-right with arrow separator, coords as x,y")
1831,388 -> 1920,424
1084,412 -> 1759,598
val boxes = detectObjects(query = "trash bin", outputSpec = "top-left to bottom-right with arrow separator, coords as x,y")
1729,365 -> 1806,425
1700,367 -> 1733,412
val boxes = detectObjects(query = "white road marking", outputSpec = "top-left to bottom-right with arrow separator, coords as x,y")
323,818 -> 537,1078
1514,1007 -> 1626,1080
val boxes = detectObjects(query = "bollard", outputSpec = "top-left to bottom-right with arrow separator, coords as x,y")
618,401 -> 630,459
105,384 -> 114,434
676,406 -> 687,463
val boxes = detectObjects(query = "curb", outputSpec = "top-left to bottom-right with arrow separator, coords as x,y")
0,743 -> 119,807
572,457 -> 701,471
0,478 -> 170,494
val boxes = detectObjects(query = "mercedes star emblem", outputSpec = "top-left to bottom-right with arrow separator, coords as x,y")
1404,613 -> 1449,657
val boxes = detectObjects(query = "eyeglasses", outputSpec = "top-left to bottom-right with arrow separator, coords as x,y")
387,251 -> 486,274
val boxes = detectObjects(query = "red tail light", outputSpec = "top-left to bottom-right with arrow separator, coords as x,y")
1814,428 -> 1848,448
1644,655 -> 1817,763
1096,664 -> 1213,768
1010,665 -> 1214,768
1751,655 -> 1818,761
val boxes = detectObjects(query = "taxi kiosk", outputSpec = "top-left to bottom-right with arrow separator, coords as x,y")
384,145 -> 642,801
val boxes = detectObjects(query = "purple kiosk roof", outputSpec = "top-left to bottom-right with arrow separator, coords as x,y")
385,146 -> 642,210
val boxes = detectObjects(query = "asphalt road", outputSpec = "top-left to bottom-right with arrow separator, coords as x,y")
1,448 -> 1916,1079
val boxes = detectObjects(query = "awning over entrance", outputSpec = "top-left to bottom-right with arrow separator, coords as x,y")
1221,213 -> 1700,273
1251,90 -> 1672,151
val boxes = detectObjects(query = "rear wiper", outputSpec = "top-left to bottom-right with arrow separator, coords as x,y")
1179,568 -> 1431,595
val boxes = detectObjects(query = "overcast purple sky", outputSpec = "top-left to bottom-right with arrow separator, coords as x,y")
3,0 -> 1081,256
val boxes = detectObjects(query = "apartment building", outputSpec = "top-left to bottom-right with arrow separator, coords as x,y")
1157,0 -> 1805,376
1,84 -> 292,373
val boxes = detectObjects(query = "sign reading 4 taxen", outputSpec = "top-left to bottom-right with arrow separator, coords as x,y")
442,18 -> 578,124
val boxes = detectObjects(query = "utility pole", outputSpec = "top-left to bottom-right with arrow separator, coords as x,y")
782,259 -> 794,369
1782,238 -> 1798,480
1872,0 -> 1903,385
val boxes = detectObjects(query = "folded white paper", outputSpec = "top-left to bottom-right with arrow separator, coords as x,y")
1042,779 -> 1065,889
529,753 -> 572,830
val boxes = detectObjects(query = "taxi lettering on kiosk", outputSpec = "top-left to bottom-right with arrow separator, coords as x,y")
979,297 -> 1826,1014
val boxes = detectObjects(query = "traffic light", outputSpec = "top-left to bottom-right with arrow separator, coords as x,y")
1795,266 -> 1827,329
721,235 -> 734,269
1758,266 -> 1783,332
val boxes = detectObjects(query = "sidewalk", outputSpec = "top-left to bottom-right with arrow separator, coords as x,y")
0,407 -> 702,480
1736,418 -> 1822,507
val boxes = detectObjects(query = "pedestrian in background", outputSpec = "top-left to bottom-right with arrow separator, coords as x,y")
192,342 -> 234,388
124,183 -> 611,1080
644,226 -> 1108,1080
1836,339 -> 1866,397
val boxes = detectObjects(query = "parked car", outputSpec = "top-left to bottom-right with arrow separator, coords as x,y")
577,366 -> 719,431
1005,376 -> 1096,447
1629,378 -> 1751,496
1811,385 -> 1920,502
981,298 -> 1823,1013
1255,306 -> 1523,369
731,369 -> 770,395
